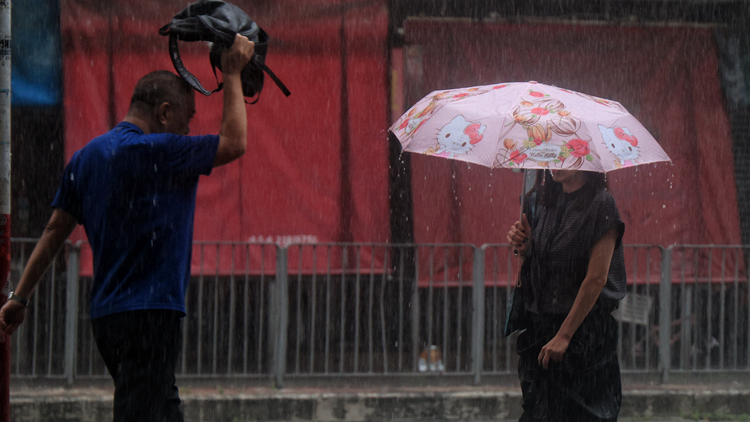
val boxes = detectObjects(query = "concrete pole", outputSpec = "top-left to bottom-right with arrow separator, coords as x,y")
0,0 -> 10,420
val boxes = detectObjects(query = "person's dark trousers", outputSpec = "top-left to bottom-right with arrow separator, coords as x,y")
92,309 -> 185,422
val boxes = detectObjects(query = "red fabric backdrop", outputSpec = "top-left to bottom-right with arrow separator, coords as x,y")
403,20 -> 743,284
60,0 -> 390,276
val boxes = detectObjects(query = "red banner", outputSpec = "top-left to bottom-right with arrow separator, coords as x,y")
403,21 -> 743,284
61,0 -> 391,276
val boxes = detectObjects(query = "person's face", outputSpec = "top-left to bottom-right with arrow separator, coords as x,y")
162,92 -> 196,136
550,169 -> 584,185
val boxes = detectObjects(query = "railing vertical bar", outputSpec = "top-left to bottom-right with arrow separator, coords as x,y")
679,247 -> 688,370
197,245 -> 205,375
629,248 -> 638,369
228,245 -> 236,375
181,272 -> 189,376
456,247 -> 464,372
295,245 -> 303,374
87,278 -> 94,376
380,248 -> 389,373
324,245 -> 332,374
13,307 -> 19,375
31,274 -> 39,376
274,245 -> 289,388
733,248 -> 740,369
705,249 -> 713,369
340,246 -> 347,374
64,243 -> 80,386
243,244 -> 250,374
442,248 -> 449,373
645,247 -> 652,371
258,245 -> 266,373
696,248 -> 701,370
471,246 -> 485,384
354,246 -> 362,373
367,247 -> 375,373
309,246 -> 318,373
491,247 -> 498,373
719,248 -> 726,370
659,246 -> 672,384
397,246 -> 404,372
411,247 -> 420,372
15,243 -> 26,376
47,261 -> 57,376
506,248 -> 513,370
426,246 -> 434,373
212,244 -> 220,375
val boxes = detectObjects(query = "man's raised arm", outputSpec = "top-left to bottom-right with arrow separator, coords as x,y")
213,34 -> 255,168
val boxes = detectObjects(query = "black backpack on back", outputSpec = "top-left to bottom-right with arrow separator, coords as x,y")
159,0 -> 291,103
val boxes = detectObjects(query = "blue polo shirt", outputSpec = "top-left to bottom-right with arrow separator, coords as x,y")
52,122 -> 220,319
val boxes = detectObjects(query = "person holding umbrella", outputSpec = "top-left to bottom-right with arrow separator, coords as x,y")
389,80 -> 669,421
507,168 -> 626,422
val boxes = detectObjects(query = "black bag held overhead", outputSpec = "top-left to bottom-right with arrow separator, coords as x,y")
158,0 -> 291,102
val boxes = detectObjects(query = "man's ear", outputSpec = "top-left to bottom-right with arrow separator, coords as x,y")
156,102 -> 172,126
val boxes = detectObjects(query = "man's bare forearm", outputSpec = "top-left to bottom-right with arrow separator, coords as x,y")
219,73 -> 247,159
14,209 -> 76,298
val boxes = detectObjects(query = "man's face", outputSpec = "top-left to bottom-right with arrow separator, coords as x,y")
164,92 -> 196,136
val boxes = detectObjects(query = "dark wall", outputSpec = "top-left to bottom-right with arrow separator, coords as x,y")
10,0 -> 64,238
10,108 -> 64,238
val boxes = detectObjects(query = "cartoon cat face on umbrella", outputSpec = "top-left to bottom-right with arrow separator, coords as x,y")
424,115 -> 486,159
598,124 -> 641,167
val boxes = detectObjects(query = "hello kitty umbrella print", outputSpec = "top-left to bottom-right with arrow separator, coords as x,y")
389,81 -> 671,174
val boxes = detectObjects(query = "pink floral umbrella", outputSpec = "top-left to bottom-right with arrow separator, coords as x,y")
389,81 -> 671,173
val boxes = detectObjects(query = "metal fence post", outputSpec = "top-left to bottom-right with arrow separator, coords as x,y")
658,245 -> 672,384
471,246 -> 485,384
64,241 -> 80,386
410,247 -> 420,372
272,245 -> 289,388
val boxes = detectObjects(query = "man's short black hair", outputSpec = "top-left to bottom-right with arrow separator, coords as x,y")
130,70 -> 193,110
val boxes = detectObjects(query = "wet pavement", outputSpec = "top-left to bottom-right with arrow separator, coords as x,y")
9,382 -> 750,422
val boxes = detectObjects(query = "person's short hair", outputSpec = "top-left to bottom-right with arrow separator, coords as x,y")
130,70 -> 193,110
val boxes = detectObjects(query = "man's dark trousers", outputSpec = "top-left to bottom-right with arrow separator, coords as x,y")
92,309 -> 184,422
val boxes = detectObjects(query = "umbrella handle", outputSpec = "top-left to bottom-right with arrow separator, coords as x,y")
513,170 -> 527,258
520,169 -> 527,222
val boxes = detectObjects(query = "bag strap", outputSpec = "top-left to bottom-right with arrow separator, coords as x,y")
169,33 -> 223,96
254,54 -> 291,97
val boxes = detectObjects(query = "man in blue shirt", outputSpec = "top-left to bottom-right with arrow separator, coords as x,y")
0,34 -> 256,422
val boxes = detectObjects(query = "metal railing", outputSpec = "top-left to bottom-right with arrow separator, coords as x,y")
7,239 -> 750,386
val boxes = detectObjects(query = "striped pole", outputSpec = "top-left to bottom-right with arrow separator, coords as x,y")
0,0 -> 11,420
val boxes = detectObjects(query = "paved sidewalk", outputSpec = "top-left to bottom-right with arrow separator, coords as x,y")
10,383 -> 750,422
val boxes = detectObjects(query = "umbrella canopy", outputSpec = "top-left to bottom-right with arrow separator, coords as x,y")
389,81 -> 671,172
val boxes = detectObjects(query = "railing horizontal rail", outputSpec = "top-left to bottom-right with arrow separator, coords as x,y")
7,239 -> 749,386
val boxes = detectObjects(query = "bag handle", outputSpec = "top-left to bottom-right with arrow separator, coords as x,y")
168,33 -> 223,96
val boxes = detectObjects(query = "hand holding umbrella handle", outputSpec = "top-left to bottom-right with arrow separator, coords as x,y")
507,214 -> 531,258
